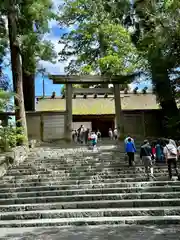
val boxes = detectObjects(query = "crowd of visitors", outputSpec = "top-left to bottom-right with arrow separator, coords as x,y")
72,125 -> 101,150
73,126 -> 118,144
124,136 -> 180,180
73,126 -> 180,181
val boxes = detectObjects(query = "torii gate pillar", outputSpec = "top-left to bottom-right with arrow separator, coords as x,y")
65,83 -> 72,142
114,84 -> 124,137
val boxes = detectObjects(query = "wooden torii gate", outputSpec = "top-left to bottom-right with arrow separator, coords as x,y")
49,75 -> 126,141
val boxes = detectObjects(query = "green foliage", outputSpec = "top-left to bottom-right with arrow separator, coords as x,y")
18,0 -> 57,74
134,0 -> 180,70
0,89 -> 26,151
0,126 -> 26,152
102,0 -> 179,119
0,16 -> 8,64
58,0 -> 140,78
129,0 -> 180,135
0,0 -> 57,74
0,90 -> 13,110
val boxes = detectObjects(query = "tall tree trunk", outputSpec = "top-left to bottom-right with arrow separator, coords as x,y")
8,0 -> 28,145
151,61 -> 180,136
151,63 -> 178,116
133,1 -> 180,136
22,70 -> 35,111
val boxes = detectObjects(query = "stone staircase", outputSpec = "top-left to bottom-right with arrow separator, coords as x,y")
0,144 -> 180,228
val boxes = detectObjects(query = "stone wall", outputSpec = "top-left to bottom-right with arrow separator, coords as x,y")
43,114 -> 65,141
0,109 -> 164,141
0,146 -> 29,178
26,114 -> 41,140
26,111 -> 67,141
122,110 -> 163,138
27,110 -> 164,139
123,112 -> 144,137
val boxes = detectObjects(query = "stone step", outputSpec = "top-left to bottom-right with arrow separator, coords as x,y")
13,165 -> 169,173
3,144 -> 178,229
11,165 -> 147,172
14,164 -> 130,170
1,206 -> 180,221
2,198 -> 180,212
1,176 -> 152,186
0,183 -> 180,195
3,172 -> 170,182
23,155 -> 126,160
0,186 -> 180,199
0,215 -> 180,227
0,192 -> 180,205
0,173 -> 172,187
21,154 -> 116,159
30,147 -> 125,154
0,176 -> 172,189
27,156 -> 127,163
10,164 -> 170,170
7,167 -> 170,176
9,164 -> 146,170
6,169 -> 136,176
0,180 -> 179,190
21,157 -> 167,167
5,167 -> 170,175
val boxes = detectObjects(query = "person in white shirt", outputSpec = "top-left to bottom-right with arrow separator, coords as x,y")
113,128 -> 118,140
163,139 -> 180,180
169,139 -> 177,148
108,128 -> 113,140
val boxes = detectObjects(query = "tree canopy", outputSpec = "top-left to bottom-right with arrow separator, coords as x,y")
0,0 -> 57,73
18,0 -> 57,75
58,0 -> 140,78
58,0 -> 180,135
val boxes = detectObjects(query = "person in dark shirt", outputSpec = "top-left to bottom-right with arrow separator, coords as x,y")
84,128 -> 90,145
140,140 -> 155,180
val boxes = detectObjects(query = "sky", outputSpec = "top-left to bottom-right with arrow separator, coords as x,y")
3,0 -> 151,97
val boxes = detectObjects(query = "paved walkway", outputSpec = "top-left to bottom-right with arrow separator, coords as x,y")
1,225 -> 180,240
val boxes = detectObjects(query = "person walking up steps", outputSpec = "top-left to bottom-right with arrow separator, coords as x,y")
140,140 -> 155,180
113,128 -> 118,140
90,131 -> 98,151
124,135 -> 134,144
125,138 -> 136,166
108,128 -> 113,140
155,139 -> 164,163
178,141 -> 180,160
163,139 -> 180,181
